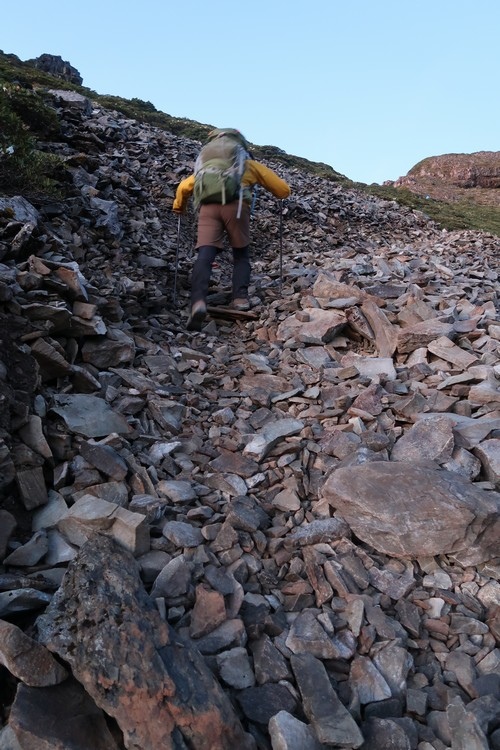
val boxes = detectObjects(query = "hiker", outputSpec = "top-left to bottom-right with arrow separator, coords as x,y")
173,128 -> 291,331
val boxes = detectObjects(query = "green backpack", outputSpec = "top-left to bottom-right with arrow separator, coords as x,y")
193,128 -> 250,216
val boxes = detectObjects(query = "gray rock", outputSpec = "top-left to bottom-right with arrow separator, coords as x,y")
150,554 -> 194,598
447,698 -> 490,750
285,610 -> 339,660
284,518 -> 349,548
3,530 -> 48,566
349,655 -> 392,704
445,651 -> 478,697
44,529 -> 77,566
50,394 -> 131,437
0,589 -> 52,617
391,415 -> 455,464
291,652 -> 364,747
7,679 -> 120,749
216,647 -> 255,689
361,717 -> 412,749
243,418 -> 304,462
237,683 -> 298,725
32,491 -> 68,532
372,643 -> 413,698
192,618 -> 247,655
268,711 -> 323,750
0,510 -> 17,561
79,440 -> 128,481
250,634 -> 292,684
276,308 -> 347,345
162,520 -> 203,548
81,327 -> 135,367
156,479 -> 197,503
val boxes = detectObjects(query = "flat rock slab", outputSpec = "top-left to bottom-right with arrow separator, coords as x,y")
391,415 -> 455,464
291,652 -> 364,747
7,678 -> 120,749
243,418 -> 304,462
321,461 -> 500,565
0,619 -> 67,687
276,308 -> 347,344
397,319 -> 456,353
50,394 -> 131,438
57,495 -> 150,556
207,306 -> 258,321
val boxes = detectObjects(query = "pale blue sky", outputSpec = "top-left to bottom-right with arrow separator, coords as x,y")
2,1 -> 498,184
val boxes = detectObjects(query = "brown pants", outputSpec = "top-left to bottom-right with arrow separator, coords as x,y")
196,201 -> 251,249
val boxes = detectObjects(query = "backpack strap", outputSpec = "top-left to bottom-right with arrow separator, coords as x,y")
235,145 -> 247,219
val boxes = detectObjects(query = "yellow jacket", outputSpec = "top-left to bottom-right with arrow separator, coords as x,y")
173,159 -> 291,213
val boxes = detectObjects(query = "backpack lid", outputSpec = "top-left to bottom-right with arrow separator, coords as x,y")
206,128 -> 249,151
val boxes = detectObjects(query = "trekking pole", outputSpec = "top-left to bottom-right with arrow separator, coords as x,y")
279,200 -> 283,294
173,213 -> 181,307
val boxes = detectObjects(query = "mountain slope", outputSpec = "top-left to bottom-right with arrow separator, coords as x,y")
0,54 -> 500,750
2,49 -> 500,235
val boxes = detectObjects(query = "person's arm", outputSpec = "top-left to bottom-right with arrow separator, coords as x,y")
243,160 -> 291,198
172,174 -> 195,213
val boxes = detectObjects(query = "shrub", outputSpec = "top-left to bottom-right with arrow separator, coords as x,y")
6,86 -> 60,137
130,97 -> 157,113
0,87 -> 33,158
0,84 -> 62,195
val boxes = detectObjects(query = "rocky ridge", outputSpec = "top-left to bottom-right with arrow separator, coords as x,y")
0,88 -> 499,749
24,54 -> 83,86
387,151 -> 500,207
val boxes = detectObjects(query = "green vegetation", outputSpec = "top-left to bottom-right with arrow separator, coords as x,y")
365,184 -> 500,236
4,86 -> 59,137
252,144 -> 345,180
1,50 -> 499,235
94,94 -> 211,141
0,77 -> 63,196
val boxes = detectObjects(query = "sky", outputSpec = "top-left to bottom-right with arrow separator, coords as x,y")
2,1 -> 499,185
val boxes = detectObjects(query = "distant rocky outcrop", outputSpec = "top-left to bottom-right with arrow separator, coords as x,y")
386,150 -> 500,205
25,53 -> 83,85
408,152 -> 500,189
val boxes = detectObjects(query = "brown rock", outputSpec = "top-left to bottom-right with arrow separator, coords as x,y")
37,534 -> 256,749
189,584 -> 227,638
0,619 -> 68,686
397,319 -> 456,354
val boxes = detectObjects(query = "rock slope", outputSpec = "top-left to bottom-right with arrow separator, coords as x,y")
0,88 -> 499,749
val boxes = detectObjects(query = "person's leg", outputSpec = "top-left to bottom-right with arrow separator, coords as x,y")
221,202 -> 251,308
187,205 -> 224,330
191,245 -> 218,304
187,245 -> 218,330
231,246 -> 250,307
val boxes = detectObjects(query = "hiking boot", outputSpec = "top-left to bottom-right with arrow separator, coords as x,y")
232,298 -> 250,311
186,300 -> 207,331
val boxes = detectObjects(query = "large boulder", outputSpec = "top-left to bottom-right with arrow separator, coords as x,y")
321,461 -> 500,565
37,533 -> 256,750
